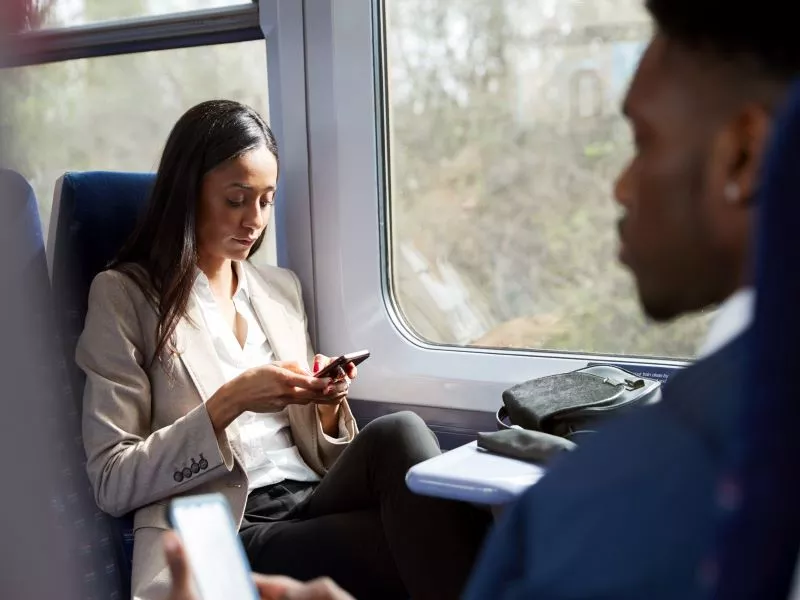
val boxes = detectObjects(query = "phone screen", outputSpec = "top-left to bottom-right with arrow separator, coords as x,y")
170,495 -> 258,600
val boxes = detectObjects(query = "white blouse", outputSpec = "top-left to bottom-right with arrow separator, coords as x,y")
192,262 -> 335,491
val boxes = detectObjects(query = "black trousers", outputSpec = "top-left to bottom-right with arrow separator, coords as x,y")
239,411 -> 491,600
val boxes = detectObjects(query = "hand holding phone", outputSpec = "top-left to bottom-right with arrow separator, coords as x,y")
168,494 -> 259,600
314,350 -> 370,379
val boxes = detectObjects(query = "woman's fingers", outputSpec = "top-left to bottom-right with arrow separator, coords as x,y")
276,361 -> 344,389
276,361 -> 311,376
323,379 -> 349,397
283,377 -> 348,405
312,354 -> 330,375
312,355 -> 351,382
278,368 -> 330,392
344,362 -> 357,380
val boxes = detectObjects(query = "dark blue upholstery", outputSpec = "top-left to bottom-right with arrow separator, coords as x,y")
50,171 -> 156,599
50,171 -> 155,398
712,80 -> 800,598
0,170 -> 125,599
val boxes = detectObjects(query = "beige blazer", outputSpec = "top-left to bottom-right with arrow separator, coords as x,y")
76,261 -> 357,600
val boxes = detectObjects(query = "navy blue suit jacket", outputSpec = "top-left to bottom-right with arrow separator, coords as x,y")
464,332 -> 749,600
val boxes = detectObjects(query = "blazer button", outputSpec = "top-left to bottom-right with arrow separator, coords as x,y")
182,467 -> 193,479
190,458 -> 200,474
198,454 -> 208,470
174,471 -> 183,483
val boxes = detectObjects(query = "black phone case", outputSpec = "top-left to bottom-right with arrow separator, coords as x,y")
315,352 -> 370,378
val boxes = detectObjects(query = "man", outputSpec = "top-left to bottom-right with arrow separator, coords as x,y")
167,0 -> 799,598
464,1 -> 797,598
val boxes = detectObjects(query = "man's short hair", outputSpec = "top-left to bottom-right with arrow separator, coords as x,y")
646,0 -> 800,83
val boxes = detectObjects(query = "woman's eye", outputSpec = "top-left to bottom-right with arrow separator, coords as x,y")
226,198 -> 244,207
260,196 -> 275,208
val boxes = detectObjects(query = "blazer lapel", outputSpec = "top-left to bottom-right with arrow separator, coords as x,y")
243,263 -> 299,363
175,295 -> 227,402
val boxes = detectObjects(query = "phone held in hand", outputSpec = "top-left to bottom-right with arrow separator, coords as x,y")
168,494 -> 259,600
314,350 -> 370,379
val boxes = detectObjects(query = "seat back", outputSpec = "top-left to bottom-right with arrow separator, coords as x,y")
0,169 -> 125,599
48,170 -> 156,597
712,80 -> 800,598
48,171 -> 155,400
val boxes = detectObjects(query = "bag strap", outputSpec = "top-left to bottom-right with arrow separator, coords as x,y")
497,404 -> 603,444
496,406 -> 511,430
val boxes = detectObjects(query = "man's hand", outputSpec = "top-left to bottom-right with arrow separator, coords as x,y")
163,531 -> 355,600
163,531 -> 196,600
254,575 -> 354,600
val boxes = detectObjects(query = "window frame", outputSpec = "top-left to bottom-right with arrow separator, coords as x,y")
292,0 -> 687,413
3,0 -> 690,415
2,3 -> 261,66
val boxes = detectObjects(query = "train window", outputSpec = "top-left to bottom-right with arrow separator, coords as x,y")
19,0 -> 253,31
2,40 -> 269,242
383,0 -> 709,359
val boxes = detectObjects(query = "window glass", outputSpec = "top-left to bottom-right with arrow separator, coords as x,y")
385,0 -> 710,358
1,40 -> 270,247
17,0 -> 252,31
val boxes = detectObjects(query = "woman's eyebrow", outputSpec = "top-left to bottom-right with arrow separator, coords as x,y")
227,182 -> 275,192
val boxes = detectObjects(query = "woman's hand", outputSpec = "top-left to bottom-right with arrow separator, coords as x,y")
206,362 -> 347,434
312,354 -> 359,382
311,355 -> 357,436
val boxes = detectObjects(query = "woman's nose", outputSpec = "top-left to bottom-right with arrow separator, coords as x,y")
243,203 -> 264,230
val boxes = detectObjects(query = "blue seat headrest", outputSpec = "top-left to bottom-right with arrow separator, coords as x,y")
51,171 -> 155,285
49,171 -> 155,398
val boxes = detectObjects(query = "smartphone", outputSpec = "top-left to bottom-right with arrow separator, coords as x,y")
168,494 -> 259,600
314,349 -> 371,379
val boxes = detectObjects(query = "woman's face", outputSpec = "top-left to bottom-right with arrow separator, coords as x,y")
196,144 -> 278,263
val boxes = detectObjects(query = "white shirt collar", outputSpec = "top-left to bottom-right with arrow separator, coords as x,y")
232,260 -> 249,300
696,287 -> 754,359
193,261 -> 249,301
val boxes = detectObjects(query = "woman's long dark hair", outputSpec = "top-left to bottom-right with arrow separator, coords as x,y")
111,99 -> 279,365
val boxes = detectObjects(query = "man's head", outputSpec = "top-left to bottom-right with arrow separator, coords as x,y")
616,1 -> 800,321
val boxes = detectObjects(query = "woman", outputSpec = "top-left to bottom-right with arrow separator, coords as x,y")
77,100 -> 489,600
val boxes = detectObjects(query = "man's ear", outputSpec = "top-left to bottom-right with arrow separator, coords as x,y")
728,103 -> 774,206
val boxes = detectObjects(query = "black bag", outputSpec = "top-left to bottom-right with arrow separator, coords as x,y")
478,365 -> 661,464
